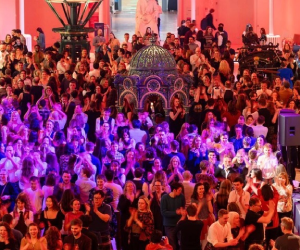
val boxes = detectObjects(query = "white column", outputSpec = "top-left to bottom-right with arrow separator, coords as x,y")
269,0 -> 274,35
191,0 -> 196,21
19,0 -> 32,51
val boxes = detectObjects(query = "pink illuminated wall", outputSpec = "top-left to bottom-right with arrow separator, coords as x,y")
1,0 -> 300,50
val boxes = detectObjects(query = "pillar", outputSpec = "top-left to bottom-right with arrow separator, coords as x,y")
99,0 -> 111,29
177,0 -> 185,27
269,0 -> 274,35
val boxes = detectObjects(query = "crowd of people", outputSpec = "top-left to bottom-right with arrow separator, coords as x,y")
0,16 -> 300,250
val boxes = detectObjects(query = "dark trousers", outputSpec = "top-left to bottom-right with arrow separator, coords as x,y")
164,226 -> 178,250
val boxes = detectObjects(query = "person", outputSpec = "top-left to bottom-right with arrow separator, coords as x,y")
44,226 -> 63,250
20,222 -> 47,250
0,221 -> 17,250
125,196 -> 154,250
2,214 -> 23,248
85,190 -> 112,249
160,182 -> 185,250
228,211 -> 245,250
35,28 -> 45,51
39,196 -> 64,234
205,209 -> 238,249
135,0 -> 158,37
169,97 -> 185,137
242,197 -> 275,250
63,219 -> 91,250
64,199 -> 84,234
270,217 -> 300,250
78,215 -> 99,250
175,204 -> 203,250
228,177 -> 250,219
181,171 -> 195,208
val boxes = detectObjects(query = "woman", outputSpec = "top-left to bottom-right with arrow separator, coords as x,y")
4,34 -> 12,44
0,222 -> 16,249
39,196 -> 64,234
187,135 -> 207,177
195,160 -> 218,188
89,174 -> 113,204
20,223 -> 47,250
108,32 -> 120,56
214,179 -> 231,219
135,142 -> 146,167
259,27 -> 267,45
59,190 -> 74,215
219,60 -> 231,84
176,123 -> 190,143
243,168 -> 263,197
191,183 -> 214,244
143,27 -> 152,45
126,196 -> 154,250
115,113 -> 129,139
251,135 -> 265,156
210,50 -> 222,71
167,156 -> 184,185
63,199 -> 84,233
204,26 -> 214,49
228,212 -> 245,250
41,174 -> 56,210
122,97 -> 136,122
146,158 -> 162,183
36,27 -> 45,51
7,111 -> 23,143
119,129 -> 136,155
121,148 -> 140,181
118,181 -> 139,250
169,97 -> 185,137
44,226 -> 63,250
272,172 -> 293,224
150,180 -> 166,232
15,157 -> 38,191
19,85 -> 33,119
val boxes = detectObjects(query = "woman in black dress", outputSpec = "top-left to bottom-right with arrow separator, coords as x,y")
18,85 -> 33,120
169,97 -> 185,137
39,196 -> 64,235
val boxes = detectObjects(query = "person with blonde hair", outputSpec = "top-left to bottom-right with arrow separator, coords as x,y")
219,60 -> 231,84
272,172 -> 293,224
126,195 -> 154,250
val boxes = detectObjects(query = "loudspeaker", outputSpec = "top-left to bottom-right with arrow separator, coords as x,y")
279,110 -> 300,146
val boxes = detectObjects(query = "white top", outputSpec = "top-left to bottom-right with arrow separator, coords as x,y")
23,188 -> 43,214
104,182 -> 123,211
257,154 -> 278,179
207,220 -> 233,246
75,178 -> 96,203
256,89 -> 272,97
252,124 -> 268,138
228,190 -> 250,219
1,156 -> 21,183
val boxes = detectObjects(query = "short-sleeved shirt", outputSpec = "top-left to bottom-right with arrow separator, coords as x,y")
275,233 -> 300,250
64,234 -> 92,250
88,202 -> 112,235
244,210 -> 264,242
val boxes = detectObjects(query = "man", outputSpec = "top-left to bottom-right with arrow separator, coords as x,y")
133,37 -> 144,52
215,154 -> 240,181
93,29 -> 106,55
230,115 -> 248,137
155,130 -> 171,159
252,115 -> 268,138
79,215 -> 99,250
64,219 -> 92,250
270,217 -> 300,250
115,48 -> 125,65
162,140 -> 186,169
278,61 -> 294,87
184,24 -> 196,45
129,119 -> 148,144
176,172 -> 193,209
206,9 -> 216,30
160,182 -> 185,250
256,81 -> 272,97
278,81 -> 293,106
242,197 -> 275,249
86,142 -> 101,175
86,190 -> 112,249
229,124 -> 244,153
61,70 -> 76,94
177,20 -> 190,46
0,145 -> 21,183
214,23 -> 228,53
23,176 -> 43,217
206,209 -> 238,248
228,177 -> 250,219
33,45 -> 44,67
53,170 -> 81,202
175,205 -> 203,250
188,36 -> 199,54
104,169 -> 123,211
190,47 -> 205,71
257,97 -> 272,128
2,214 -> 23,249
225,40 -> 235,59
122,33 -> 132,52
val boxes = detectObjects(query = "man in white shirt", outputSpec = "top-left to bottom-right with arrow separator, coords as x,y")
252,115 -> 268,138
256,81 -> 272,97
23,176 -> 43,216
190,47 -> 205,71
228,177 -> 250,219
122,33 -> 132,52
206,209 -> 238,249
0,145 -> 21,183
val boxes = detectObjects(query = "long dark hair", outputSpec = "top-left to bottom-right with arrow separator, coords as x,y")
0,222 -> 15,240
37,27 -> 44,34
191,183 -> 205,200
60,189 -> 74,213
45,196 -> 60,211
26,223 -> 41,239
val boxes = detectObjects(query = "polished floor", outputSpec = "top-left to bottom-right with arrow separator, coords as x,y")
111,1 -> 178,42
